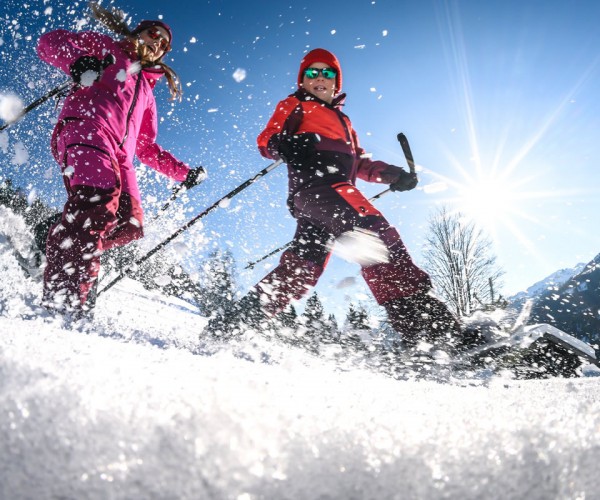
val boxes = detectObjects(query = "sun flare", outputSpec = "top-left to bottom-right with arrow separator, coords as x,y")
458,173 -> 518,229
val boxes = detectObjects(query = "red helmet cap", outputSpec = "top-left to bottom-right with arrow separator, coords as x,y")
297,48 -> 342,93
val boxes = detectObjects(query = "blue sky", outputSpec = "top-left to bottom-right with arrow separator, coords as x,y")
1,0 -> 600,320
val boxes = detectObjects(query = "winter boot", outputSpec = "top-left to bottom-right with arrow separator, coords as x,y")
383,291 -> 461,351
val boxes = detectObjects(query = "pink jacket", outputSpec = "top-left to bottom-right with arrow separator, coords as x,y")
37,30 -> 189,199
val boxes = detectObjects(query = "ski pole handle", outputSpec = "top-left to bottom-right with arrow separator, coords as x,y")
397,132 -> 416,174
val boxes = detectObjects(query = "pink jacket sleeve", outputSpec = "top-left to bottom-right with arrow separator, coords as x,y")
136,106 -> 190,182
37,30 -> 112,73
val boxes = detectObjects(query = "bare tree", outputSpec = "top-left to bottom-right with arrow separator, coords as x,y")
423,207 -> 504,316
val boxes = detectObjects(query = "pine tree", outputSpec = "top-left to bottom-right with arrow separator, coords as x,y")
341,303 -> 372,353
277,304 -> 298,329
322,313 -> 340,344
299,292 -> 327,354
196,249 -> 237,316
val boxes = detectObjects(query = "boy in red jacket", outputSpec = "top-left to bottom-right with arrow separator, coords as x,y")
213,48 -> 460,350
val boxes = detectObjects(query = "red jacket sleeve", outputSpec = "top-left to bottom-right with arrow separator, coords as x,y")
257,96 -> 302,159
351,128 -> 402,185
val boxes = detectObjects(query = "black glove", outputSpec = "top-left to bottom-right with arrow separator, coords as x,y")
390,168 -> 418,192
182,166 -> 207,189
275,133 -> 320,165
69,54 -> 116,86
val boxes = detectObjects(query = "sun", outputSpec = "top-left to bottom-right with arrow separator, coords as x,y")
457,172 -> 520,229
422,153 -> 546,253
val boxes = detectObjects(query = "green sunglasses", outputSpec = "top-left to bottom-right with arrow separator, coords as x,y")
303,67 -> 337,80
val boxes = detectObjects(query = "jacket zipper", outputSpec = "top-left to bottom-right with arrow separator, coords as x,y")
119,72 -> 142,148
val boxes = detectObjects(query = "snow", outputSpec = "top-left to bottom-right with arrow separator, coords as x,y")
233,68 -> 247,83
1,209 -> 600,499
0,92 -> 24,123
11,140 -> 29,166
331,227 -> 390,266
0,131 -> 8,154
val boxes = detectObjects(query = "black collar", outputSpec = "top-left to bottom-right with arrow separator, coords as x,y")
292,88 -> 347,108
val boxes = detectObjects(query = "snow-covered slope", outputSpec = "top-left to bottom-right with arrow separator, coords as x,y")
1,210 -> 600,499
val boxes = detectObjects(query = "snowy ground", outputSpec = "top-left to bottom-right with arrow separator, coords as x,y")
1,208 -> 600,500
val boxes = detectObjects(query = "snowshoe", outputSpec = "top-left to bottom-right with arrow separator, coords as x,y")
4,234 -> 45,281
455,323 -> 600,379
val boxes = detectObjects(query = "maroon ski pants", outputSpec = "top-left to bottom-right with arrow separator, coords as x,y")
42,184 -> 143,313
254,182 -> 432,316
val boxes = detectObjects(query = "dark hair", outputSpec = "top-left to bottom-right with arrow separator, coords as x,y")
88,1 -> 182,100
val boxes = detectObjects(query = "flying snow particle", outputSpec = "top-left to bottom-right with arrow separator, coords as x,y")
232,68 -> 247,83
74,18 -> 88,30
172,241 -> 189,256
154,275 -> 172,287
382,30 -> 388,36
116,69 -> 127,82
63,166 -> 75,178
330,228 -> 389,266
27,189 -> 38,205
218,198 -> 231,209
0,132 -> 8,153
0,93 -> 24,123
331,30 -> 336,35
370,87 -> 376,92
44,7 -> 53,15
11,141 -> 29,166
79,70 -> 99,87
190,37 -> 197,43
128,61 -> 142,75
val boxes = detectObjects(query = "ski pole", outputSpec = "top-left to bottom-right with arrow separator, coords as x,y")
96,159 -> 284,297
245,242 -> 289,270
0,80 -> 71,132
149,177 -> 201,223
245,132 -> 416,270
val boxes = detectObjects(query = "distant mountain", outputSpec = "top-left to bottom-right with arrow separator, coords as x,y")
528,254 -> 600,345
509,262 -> 587,308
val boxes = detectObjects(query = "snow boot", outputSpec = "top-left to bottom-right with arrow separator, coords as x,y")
383,291 -> 461,350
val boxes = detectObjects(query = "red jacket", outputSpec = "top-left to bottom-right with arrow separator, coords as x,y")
258,89 -> 401,197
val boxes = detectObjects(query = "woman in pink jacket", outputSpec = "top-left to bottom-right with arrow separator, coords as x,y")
37,4 -> 205,318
